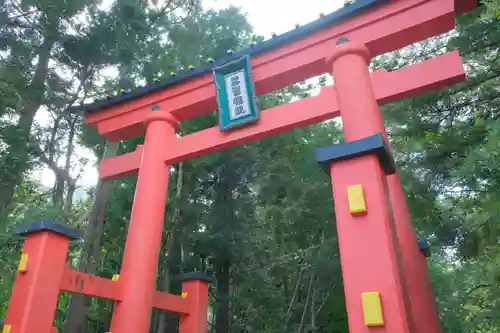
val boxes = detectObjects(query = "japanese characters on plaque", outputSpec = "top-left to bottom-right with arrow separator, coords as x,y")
225,70 -> 252,121
213,55 -> 260,132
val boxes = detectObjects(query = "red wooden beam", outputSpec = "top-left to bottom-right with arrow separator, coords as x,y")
152,291 -> 190,314
59,265 -> 191,314
59,264 -> 122,301
100,144 -> 144,180
86,0 -> 458,141
98,51 -> 464,180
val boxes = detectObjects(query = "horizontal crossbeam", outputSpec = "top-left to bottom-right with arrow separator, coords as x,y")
152,292 -> 190,314
59,265 -> 190,314
98,51 -> 464,180
86,0 -> 458,141
59,264 -> 121,300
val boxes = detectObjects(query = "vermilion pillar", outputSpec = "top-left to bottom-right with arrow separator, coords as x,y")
387,175 -> 442,333
110,109 -> 179,333
178,273 -> 211,333
325,39 -> 441,332
318,134 -> 412,332
3,220 -> 82,333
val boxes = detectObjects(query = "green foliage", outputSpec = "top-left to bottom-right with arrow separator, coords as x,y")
481,0 -> 500,19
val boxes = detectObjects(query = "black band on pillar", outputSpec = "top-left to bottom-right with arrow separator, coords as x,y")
315,132 -> 396,175
175,271 -> 216,284
418,240 -> 431,258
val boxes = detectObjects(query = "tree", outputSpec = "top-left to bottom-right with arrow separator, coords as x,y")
481,0 -> 500,18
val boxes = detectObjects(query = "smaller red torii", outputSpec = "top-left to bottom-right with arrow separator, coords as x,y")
3,220 -> 210,333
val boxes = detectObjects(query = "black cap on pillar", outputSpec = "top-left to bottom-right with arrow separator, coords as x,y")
13,220 -> 83,240
175,271 -> 216,284
418,240 -> 431,258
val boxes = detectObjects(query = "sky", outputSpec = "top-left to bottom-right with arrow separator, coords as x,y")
34,0 -> 344,189
207,0 -> 344,37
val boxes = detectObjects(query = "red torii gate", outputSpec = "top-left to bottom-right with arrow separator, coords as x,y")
3,0 -> 478,332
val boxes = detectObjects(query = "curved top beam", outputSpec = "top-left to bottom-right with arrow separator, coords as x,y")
80,0 -> 476,115
82,0 -> 478,142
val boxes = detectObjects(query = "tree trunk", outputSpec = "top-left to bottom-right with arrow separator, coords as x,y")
157,162 -> 184,333
63,141 -> 119,333
297,273 -> 315,333
212,155 -> 239,333
53,173 -> 65,206
64,182 -> 76,217
310,284 -> 317,331
61,116 -> 77,216
47,114 -> 63,161
215,258 -> 231,333
0,36 -> 54,224
284,269 -> 304,333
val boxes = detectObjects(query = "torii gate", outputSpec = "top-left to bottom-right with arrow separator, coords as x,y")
3,0 -> 478,332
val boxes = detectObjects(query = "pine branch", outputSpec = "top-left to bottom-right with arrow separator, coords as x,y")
315,289 -> 333,318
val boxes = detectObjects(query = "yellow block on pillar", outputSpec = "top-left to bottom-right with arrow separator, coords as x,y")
361,292 -> 385,327
347,184 -> 367,215
17,252 -> 28,274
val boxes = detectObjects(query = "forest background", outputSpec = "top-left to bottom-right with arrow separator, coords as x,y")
1,0 -> 500,332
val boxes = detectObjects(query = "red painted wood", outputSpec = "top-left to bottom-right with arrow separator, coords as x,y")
328,40 -> 441,332
152,291 -> 191,314
179,280 -> 209,333
98,51 -> 464,181
99,144 -> 144,180
109,112 -> 177,333
58,265 -> 192,313
387,174 -> 442,333
4,232 -> 69,333
59,265 -> 122,301
330,156 -> 411,333
86,0 -> 459,141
